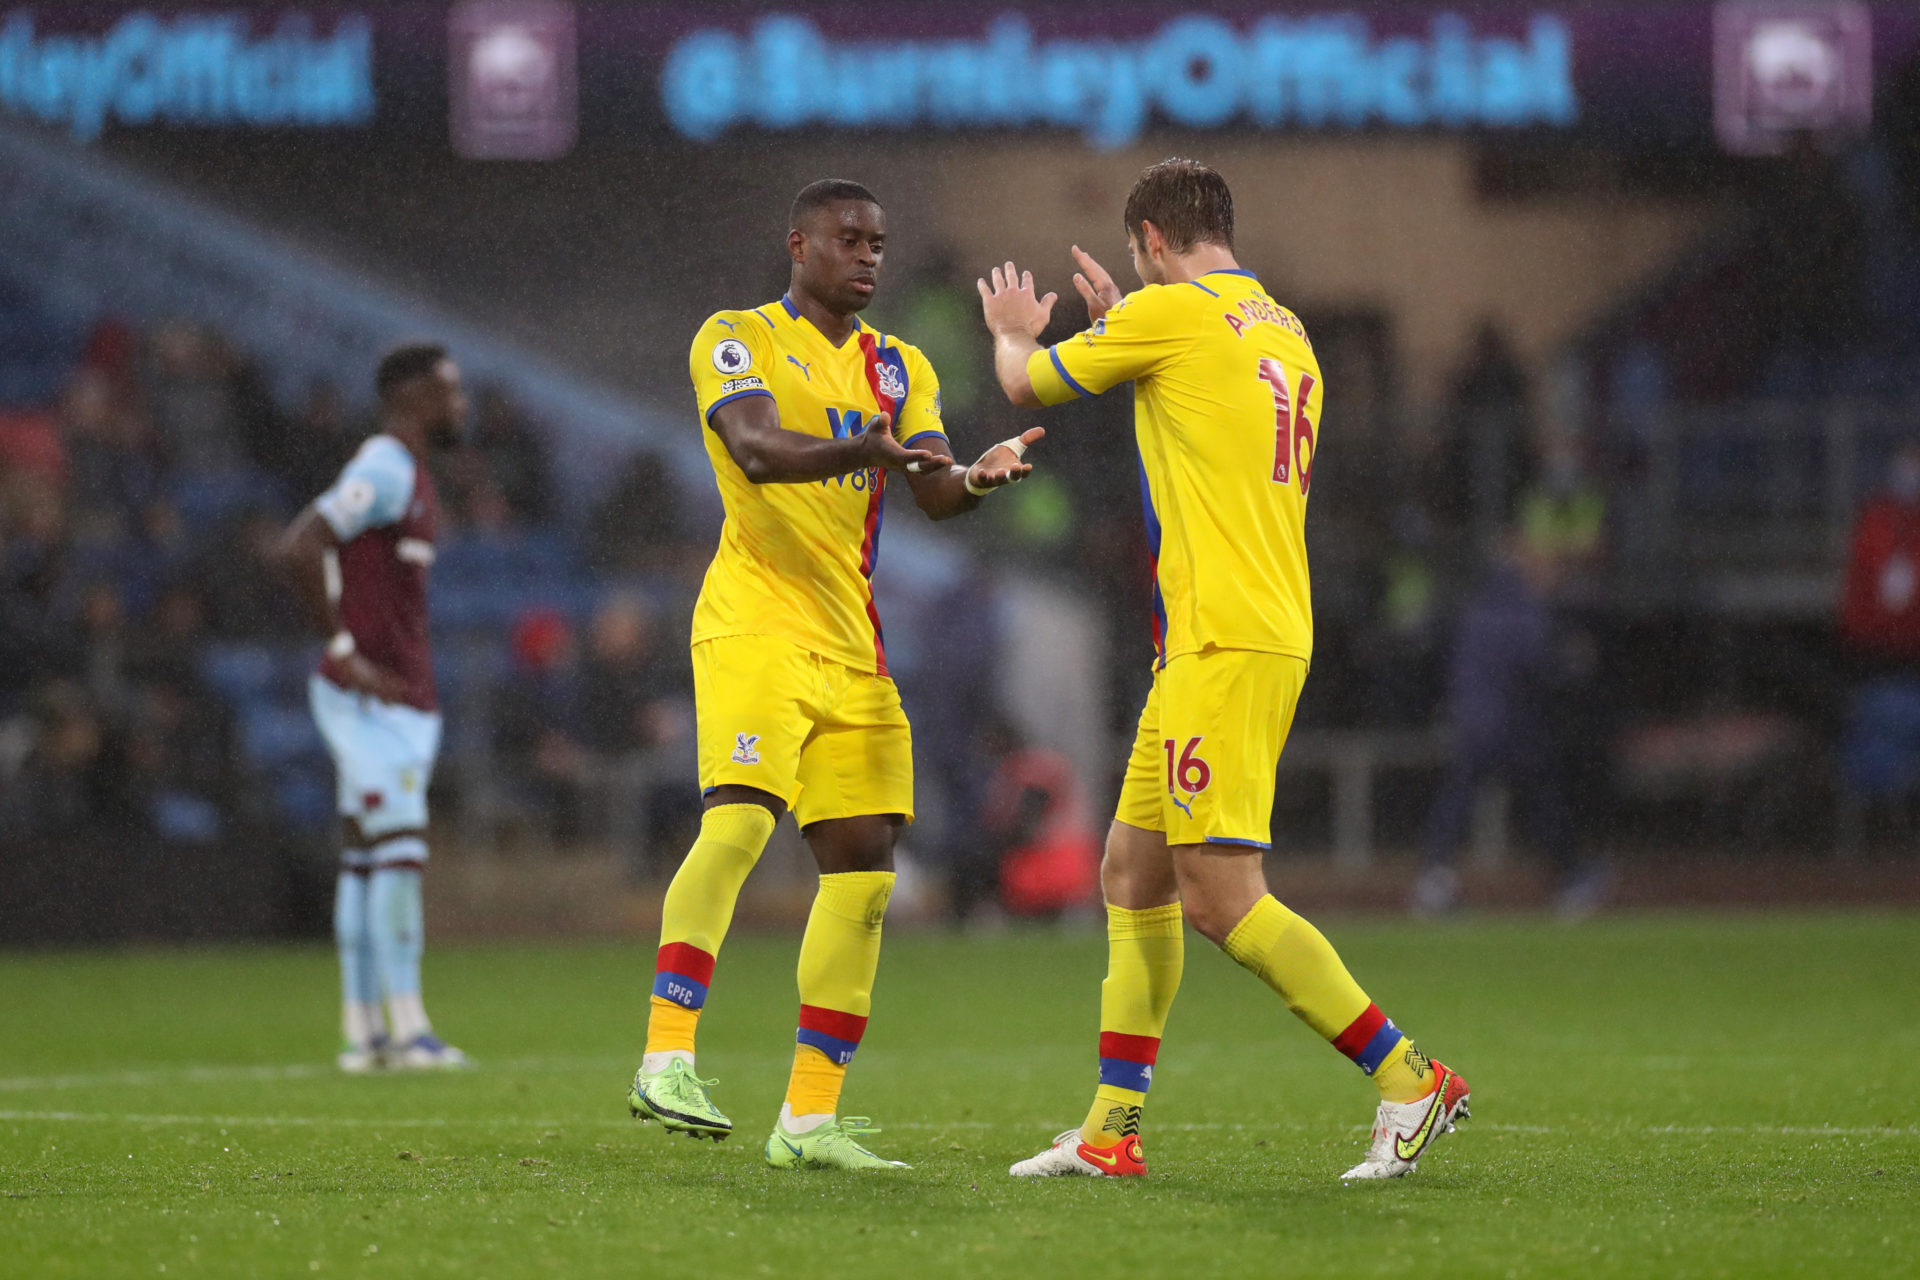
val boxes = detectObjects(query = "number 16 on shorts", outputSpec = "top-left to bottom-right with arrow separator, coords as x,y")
1164,736 -> 1212,794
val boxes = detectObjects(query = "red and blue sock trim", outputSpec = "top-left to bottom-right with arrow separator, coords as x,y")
796,1004 -> 868,1066
1332,1003 -> 1404,1076
652,942 -> 715,1011
1097,1031 -> 1160,1093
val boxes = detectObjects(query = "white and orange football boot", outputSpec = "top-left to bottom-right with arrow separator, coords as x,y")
1009,1130 -> 1147,1178
1341,1060 -> 1472,1180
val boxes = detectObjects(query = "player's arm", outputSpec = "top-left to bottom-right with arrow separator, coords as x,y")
893,349 -> 1044,520
275,446 -> 410,702
710,394 -> 952,485
903,427 -> 1047,521
980,250 -> 1181,407
977,261 -> 1059,407
693,312 -> 950,483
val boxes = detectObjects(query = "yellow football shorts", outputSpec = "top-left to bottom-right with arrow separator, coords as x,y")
692,634 -> 914,827
1115,648 -> 1307,848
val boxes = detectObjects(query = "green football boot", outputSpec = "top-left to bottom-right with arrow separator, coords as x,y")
627,1060 -> 732,1141
764,1116 -> 909,1170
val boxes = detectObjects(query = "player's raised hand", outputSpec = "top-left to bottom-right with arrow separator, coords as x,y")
860,412 -> 954,475
977,261 -> 1057,340
966,426 -> 1046,492
1070,245 -> 1123,323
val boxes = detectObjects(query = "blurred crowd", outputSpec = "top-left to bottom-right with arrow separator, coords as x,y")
0,313 -> 712,860
9,83 -> 1920,923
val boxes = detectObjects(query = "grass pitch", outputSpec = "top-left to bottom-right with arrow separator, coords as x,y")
1,912 -> 1916,1278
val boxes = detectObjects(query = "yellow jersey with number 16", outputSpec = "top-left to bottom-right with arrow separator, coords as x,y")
1027,270 -> 1320,668
688,297 -> 947,677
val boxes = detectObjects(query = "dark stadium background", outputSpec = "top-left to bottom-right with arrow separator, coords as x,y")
3,0 -> 1919,945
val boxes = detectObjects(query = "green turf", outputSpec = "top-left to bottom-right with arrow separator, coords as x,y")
2,913 -> 1917,1278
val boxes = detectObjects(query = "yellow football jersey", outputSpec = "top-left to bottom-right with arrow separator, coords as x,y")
1028,270 -> 1321,667
688,296 -> 946,676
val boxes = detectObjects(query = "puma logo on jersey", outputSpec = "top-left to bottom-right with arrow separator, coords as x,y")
731,733 -> 762,765
1170,793 -> 1196,819
787,354 -> 813,381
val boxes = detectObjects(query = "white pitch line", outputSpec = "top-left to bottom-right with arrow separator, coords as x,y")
0,1111 -> 1475,1136
3,1112 -> 1910,1139
0,1064 -> 335,1092
0,1056 -> 633,1093
0,1048 -> 1092,1094
1642,1124 -> 1920,1137
0,1110 -> 635,1131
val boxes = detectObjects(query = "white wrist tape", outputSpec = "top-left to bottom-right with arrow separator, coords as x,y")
966,437 -> 1031,497
327,630 -> 357,661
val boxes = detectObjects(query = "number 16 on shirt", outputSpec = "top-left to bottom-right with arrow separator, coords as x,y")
1258,358 -> 1316,494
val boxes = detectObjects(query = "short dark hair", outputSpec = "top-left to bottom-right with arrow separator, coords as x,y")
790,179 -> 881,232
375,342 -> 448,401
1123,158 -> 1234,254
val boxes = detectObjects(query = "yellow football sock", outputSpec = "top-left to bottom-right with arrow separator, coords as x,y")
1370,1036 -> 1438,1104
643,804 -> 776,1058
785,871 -> 894,1118
1080,902 -> 1184,1147
646,997 -> 699,1055
1222,894 -> 1434,1103
785,1045 -> 845,1118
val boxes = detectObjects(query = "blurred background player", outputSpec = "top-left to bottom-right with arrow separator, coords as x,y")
980,159 -> 1469,1181
976,713 -> 1101,920
625,179 -> 1042,1170
278,342 -> 471,1072
1838,442 -> 1920,841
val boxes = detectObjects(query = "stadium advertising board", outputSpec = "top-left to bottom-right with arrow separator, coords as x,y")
660,13 -> 1577,148
0,9 -> 373,140
0,3 -> 1912,154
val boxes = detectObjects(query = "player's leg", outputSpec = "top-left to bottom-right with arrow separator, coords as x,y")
1012,679 -> 1182,1178
1172,844 -> 1468,1178
333,831 -> 384,1071
1081,821 -> 1183,1157
311,675 -> 388,1071
642,785 -> 782,1075
1509,736 -> 1609,917
1414,741 -> 1492,916
762,663 -> 911,1170
630,638 -> 804,1139
365,825 -> 449,1065
355,701 -> 459,1069
1165,651 -> 1469,1179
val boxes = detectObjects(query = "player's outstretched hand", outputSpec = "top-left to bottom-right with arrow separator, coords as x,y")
967,426 -> 1046,491
977,261 -> 1057,340
1070,245 -> 1124,324
338,652 -> 408,703
860,413 -> 954,475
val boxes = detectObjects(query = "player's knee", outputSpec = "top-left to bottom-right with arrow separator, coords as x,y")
1101,851 -> 1178,909
806,816 -> 897,874
705,785 -> 787,821
1101,822 -> 1177,907
1178,896 -> 1240,947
